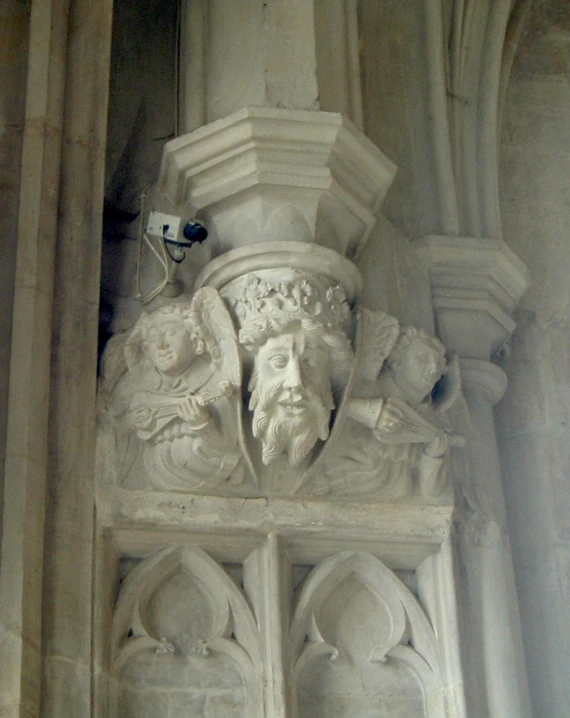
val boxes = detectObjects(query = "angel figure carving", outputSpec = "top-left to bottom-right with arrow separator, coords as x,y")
100,289 -> 244,492
324,312 -> 463,500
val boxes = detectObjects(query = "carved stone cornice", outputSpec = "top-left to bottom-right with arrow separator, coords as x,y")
155,106 -> 397,260
417,235 -> 529,360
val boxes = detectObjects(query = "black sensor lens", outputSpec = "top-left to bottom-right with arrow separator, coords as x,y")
182,221 -> 208,243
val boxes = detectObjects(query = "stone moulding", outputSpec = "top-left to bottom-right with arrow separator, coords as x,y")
195,241 -> 363,303
154,106 -> 397,259
417,235 -> 530,358
110,545 -> 263,716
459,358 -> 508,406
101,491 -> 454,568
288,552 -> 444,715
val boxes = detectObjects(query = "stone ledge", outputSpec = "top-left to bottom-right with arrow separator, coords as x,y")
100,491 -> 454,569
417,235 -> 530,359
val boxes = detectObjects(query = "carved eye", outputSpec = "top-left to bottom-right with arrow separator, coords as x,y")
269,355 -> 288,369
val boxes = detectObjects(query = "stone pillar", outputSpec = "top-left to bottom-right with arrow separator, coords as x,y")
0,2 -> 68,716
459,359 -> 531,718
179,0 -> 363,132
419,235 -> 532,718
40,1 -> 113,717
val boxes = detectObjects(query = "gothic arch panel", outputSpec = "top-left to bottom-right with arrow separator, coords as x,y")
110,546 -> 262,717
289,552 -> 446,717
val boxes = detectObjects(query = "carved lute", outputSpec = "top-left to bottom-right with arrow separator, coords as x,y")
136,381 -> 237,420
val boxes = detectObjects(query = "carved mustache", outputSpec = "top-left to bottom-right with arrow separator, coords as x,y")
249,379 -> 332,465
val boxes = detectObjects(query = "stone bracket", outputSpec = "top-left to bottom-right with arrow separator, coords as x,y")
417,235 -> 530,360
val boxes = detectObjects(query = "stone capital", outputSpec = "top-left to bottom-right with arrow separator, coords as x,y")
417,235 -> 529,360
155,106 -> 396,261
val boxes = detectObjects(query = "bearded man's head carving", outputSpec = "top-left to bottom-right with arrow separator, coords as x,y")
247,325 -> 334,465
244,316 -> 355,466
222,270 -> 355,466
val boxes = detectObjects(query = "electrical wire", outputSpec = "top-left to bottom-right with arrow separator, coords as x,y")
135,1 -> 182,303
134,189 -> 171,304
174,0 -> 182,138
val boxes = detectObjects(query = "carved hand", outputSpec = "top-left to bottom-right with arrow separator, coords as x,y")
176,394 -> 211,428
374,396 -> 442,444
425,430 -> 465,457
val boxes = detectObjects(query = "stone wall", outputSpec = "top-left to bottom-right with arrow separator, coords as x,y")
497,2 -> 570,716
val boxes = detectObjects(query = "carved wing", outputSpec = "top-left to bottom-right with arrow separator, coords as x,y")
191,286 -> 241,395
98,329 -> 144,485
354,308 -> 400,386
99,330 -> 129,406
191,286 -> 256,484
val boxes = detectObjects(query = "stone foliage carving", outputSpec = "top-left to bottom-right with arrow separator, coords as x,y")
99,268 -> 463,501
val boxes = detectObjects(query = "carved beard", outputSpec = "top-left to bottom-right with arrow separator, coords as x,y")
249,375 -> 334,466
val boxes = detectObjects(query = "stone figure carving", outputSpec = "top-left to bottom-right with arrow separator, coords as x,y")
221,270 -> 355,469
100,271 -> 463,500
324,317 -> 463,500
101,289 -> 244,491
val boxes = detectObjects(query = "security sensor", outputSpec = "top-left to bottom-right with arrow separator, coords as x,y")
182,220 -> 208,244
146,211 -> 209,262
145,211 -> 182,242
135,208 -> 210,303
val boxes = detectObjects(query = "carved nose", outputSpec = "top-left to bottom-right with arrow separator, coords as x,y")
157,338 -> 168,350
283,358 -> 302,389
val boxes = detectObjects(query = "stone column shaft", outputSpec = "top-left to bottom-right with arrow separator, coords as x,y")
419,236 -> 532,717
0,2 -> 68,715
179,0 -> 362,132
40,1 -> 113,717
458,360 -> 531,718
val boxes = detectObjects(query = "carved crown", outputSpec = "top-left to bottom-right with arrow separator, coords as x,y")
221,269 -> 352,347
